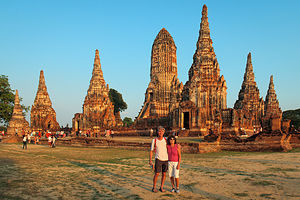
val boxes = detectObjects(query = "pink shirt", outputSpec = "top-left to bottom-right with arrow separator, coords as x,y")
167,144 -> 179,162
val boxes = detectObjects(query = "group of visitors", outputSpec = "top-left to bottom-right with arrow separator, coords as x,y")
47,135 -> 56,148
75,129 -> 115,138
149,126 -> 181,193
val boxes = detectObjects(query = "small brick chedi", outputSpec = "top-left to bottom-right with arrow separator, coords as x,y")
136,28 -> 183,128
263,75 -> 282,132
30,70 -> 60,131
7,90 -> 30,135
73,50 -> 118,131
135,4 -> 283,135
232,53 -> 265,133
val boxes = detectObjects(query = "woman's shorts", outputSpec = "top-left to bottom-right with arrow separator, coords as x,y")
168,161 -> 179,178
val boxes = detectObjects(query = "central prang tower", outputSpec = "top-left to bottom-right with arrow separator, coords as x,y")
136,28 -> 183,127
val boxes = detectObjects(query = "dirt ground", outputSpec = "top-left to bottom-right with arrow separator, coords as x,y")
0,143 -> 299,200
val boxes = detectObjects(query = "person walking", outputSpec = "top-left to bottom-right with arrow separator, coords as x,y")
52,136 -> 56,148
149,126 -> 168,192
22,135 -> 27,150
48,135 -> 52,147
167,135 -> 181,193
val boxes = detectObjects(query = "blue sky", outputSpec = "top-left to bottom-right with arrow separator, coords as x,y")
1,0 -> 300,126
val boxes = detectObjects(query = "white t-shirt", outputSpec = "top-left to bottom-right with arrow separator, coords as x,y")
151,138 -> 168,161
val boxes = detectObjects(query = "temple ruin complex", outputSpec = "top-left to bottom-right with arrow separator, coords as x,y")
135,4 -> 283,135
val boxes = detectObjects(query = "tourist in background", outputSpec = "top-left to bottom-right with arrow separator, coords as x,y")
22,135 -> 27,149
27,133 -> 31,144
111,130 -> 114,138
150,128 -> 153,138
149,126 -> 168,192
52,136 -> 56,148
167,135 -> 181,193
48,135 -> 52,147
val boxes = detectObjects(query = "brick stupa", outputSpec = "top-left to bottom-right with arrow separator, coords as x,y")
234,53 -> 264,128
30,70 -> 60,131
136,28 -> 183,124
7,90 -> 30,135
82,49 -> 117,129
263,75 -> 282,131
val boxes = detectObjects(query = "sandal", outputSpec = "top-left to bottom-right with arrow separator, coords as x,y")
152,188 -> 158,193
159,187 -> 165,192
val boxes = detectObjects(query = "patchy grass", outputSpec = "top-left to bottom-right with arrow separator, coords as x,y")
265,167 -> 300,172
0,144 -> 299,199
234,192 -> 249,197
251,180 -> 275,186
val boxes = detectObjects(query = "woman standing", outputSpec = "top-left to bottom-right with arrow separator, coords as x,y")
167,135 -> 181,193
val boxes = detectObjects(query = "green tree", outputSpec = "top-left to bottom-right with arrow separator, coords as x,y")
0,75 -> 30,125
123,117 -> 133,127
109,88 -> 127,114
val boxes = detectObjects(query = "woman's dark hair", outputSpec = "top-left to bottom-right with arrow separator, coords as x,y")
167,135 -> 177,145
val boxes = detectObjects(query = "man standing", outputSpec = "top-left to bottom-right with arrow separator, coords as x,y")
149,126 -> 168,192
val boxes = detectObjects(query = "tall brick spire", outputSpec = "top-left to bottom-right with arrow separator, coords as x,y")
243,53 -> 255,84
264,75 -> 282,119
86,49 -> 108,98
188,4 -> 221,81
180,4 -> 227,132
33,70 -> 52,107
82,49 -> 117,129
31,70 -> 59,131
234,53 -> 264,127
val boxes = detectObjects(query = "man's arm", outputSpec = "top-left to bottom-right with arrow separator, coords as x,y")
149,150 -> 153,166
149,139 -> 154,166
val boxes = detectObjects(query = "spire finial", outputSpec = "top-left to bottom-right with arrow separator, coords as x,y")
15,89 -> 20,105
38,70 -> 46,91
202,4 -> 208,17
247,52 -> 252,64
269,75 -> 274,90
270,75 -> 273,83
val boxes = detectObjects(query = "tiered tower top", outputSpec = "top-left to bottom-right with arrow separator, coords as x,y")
151,28 -> 177,79
33,70 -> 53,107
84,49 -> 109,103
188,4 -> 221,82
234,53 -> 263,112
265,75 -> 281,115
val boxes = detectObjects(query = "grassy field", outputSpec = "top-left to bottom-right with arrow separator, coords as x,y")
0,144 -> 300,199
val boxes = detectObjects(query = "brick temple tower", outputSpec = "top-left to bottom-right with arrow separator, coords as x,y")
7,90 -> 30,135
73,50 -> 117,131
234,53 -> 264,130
136,28 -> 183,128
179,5 -> 227,133
31,70 -> 60,131
263,75 -> 282,132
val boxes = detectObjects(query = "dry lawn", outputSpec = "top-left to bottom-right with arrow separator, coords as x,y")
0,143 -> 300,199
